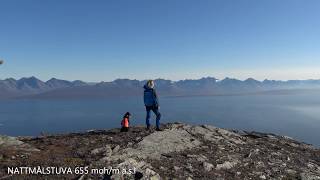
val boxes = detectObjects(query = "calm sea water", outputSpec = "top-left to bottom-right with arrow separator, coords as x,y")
0,93 -> 320,146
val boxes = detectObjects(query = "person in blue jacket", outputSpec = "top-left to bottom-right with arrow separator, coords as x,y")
144,80 -> 162,131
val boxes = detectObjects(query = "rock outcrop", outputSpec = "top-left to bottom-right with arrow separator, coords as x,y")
0,123 -> 319,179
0,135 -> 39,152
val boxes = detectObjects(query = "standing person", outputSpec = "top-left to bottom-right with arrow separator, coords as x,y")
143,80 -> 162,131
120,112 -> 131,132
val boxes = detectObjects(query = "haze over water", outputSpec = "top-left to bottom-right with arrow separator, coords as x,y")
0,92 -> 320,146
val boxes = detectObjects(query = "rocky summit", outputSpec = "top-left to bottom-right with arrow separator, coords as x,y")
0,123 -> 320,180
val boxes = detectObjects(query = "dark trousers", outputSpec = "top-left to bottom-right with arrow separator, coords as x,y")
145,105 -> 161,129
121,127 -> 129,132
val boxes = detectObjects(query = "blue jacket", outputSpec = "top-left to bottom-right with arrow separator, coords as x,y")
143,85 -> 159,107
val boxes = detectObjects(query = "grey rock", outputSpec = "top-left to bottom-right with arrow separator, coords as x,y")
186,125 -> 245,145
90,145 -> 112,156
3,123 -> 320,179
173,166 -> 181,171
112,145 -> 120,153
216,161 -> 238,170
187,154 -> 198,158
286,169 -> 297,175
145,168 -> 160,179
111,125 -> 201,160
0,135 -> 24,147
186,163 -> 194,173
0,135 -> 39,152
300,173 -> 320,180
259,175 -> 266,179
196,155 -> 208,163
203,162 -> 214,171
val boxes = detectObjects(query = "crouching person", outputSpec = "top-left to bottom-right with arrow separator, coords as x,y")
121,112 -> 131,132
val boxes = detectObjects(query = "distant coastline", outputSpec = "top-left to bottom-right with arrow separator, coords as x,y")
1,76 -> 320,99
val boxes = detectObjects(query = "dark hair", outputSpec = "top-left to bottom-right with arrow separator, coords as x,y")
124,112 -> 131,118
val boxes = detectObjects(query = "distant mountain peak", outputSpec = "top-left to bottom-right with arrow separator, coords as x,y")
201,76 -> 217,80
47,77 -> 58,81
245,78 -> 258,81
2,76 -> 320,99
244,78 -> 261,84
71,80 -> 87,86
221,77 -> 241,82
5,78 -> 16,82
16,76 -> 47,91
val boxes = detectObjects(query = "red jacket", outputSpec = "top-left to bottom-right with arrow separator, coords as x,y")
121,117 -> 129,128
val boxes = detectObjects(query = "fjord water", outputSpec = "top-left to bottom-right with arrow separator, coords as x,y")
0,93 -> 320,146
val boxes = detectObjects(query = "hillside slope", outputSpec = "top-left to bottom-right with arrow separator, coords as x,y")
0,123 -> 319,179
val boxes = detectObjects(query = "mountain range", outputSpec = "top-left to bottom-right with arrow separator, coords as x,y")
1,76 -> 320,99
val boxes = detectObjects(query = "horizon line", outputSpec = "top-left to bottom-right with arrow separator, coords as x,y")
2,76 -> 320,83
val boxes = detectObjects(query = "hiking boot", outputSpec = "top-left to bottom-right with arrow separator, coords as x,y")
146,126 -> 151,130
156,128 -> 163,131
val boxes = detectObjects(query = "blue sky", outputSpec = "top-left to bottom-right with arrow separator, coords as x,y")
0,0 -> 320,82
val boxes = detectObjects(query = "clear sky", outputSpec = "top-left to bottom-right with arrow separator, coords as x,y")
0,0 -> 320,82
